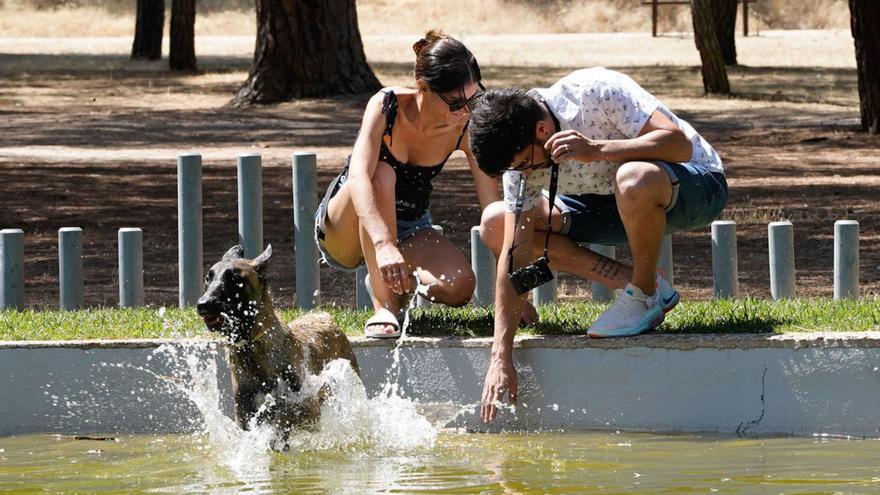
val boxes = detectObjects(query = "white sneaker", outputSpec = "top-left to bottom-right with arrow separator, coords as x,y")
654,273 -> 680,314
587,283 -> 664,338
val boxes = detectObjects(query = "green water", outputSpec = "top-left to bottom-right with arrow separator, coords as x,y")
1,432 -> 879,494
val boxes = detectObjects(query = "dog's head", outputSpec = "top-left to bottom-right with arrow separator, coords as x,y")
196,244 -> 273,342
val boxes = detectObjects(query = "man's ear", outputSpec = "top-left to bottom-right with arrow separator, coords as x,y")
536,119 -> 552,141
253,244 -> 272,276
222,245 -> 245,261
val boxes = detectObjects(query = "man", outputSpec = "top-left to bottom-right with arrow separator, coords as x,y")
468,68 -> 727,422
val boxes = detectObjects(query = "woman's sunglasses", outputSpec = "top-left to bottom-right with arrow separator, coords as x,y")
436,83 -> 486,112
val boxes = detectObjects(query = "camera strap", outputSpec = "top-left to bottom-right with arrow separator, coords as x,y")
507,161 -> 559,274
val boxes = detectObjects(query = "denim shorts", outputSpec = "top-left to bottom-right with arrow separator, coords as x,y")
548,162 -> 728,245
314,172 -> 435,272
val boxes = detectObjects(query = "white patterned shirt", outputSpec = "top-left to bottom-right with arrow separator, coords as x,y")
503,68 -> 723,211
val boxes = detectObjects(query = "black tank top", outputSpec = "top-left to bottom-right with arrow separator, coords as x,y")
370,90 -> 469,221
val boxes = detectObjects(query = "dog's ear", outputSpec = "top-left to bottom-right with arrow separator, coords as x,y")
253,244 -> 272,276
223,245 -> 245,261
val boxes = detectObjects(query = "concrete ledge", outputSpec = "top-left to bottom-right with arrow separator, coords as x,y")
2,333 -> 880,437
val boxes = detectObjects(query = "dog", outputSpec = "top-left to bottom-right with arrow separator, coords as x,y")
196,244 -> 359,438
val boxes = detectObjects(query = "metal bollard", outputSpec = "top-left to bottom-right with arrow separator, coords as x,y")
417,225 -> 444,308
177,153 -> 203,308
590,244 -> 616,303
834,220 -> 859,300
237,153 -> 263,259
58,227 -> 83,310
355,265 -> 371,310
711,220 -> 738,298
657,234 -> 674,286
118,228 -> 144,307
292,152 -> 320,309
471,226 -> 495,307
532,272 -> 558,306
0,229 -> 24,311
768,221 -> 795,300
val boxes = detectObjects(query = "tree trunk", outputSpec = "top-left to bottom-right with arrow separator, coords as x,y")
231,0 -> 381,106
850,0 -> 880,134
692,0 -> 731,95
169,0 -> 196,71
131,0 -> 164,60
712,0 -> 738,65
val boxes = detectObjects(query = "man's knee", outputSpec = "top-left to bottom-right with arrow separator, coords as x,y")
614,162 -> 670,205
479,201 -> 506,253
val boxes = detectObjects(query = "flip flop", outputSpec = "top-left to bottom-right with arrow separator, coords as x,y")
364,307 -> 402,339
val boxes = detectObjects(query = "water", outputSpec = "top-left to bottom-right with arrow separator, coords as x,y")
2,431 -> 880,493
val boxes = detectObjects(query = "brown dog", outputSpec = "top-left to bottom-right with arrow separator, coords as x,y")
196,244 -> 359,438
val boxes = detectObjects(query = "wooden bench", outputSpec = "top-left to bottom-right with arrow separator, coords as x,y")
641,0 -> 758,37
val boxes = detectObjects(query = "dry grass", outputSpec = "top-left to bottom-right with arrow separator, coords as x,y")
0,0 -> 851,38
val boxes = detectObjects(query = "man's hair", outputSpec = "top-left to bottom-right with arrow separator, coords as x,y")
469,87 -> 544,177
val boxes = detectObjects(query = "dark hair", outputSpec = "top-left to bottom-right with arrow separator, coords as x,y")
468,87 -> 544,177
413,30 -> 481,93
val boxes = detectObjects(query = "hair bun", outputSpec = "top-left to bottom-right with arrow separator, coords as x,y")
413,29 -> 447,56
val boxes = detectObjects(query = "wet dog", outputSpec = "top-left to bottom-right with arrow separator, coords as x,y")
197,244 -> 359,438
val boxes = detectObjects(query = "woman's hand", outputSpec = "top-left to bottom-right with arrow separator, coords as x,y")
545,130 -> 604,163
375,241 -> 412,294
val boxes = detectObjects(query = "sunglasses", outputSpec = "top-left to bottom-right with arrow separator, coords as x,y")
506,143 -> 550,174
436,82 -> 486,112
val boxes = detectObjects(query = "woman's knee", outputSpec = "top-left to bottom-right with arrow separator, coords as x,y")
437,269 -> 475,307
371,162 -> 397,190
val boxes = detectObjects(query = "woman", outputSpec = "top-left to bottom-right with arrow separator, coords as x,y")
315,31 -> 499,338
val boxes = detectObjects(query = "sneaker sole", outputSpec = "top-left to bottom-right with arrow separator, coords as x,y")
588,306 -> 665,339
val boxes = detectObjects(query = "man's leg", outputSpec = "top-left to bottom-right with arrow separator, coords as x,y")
479,201 -> 632,289
613,161 -> 674,296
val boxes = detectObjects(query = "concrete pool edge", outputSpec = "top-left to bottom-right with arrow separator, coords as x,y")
2,332 -> 880,437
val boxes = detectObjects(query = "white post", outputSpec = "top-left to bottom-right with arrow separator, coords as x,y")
118,228 -> 144,308
471,226 -> 495,307
711,220 -> 738,298
834,220 -> 859,300
0,229 -> 24,311
58,227 -> 83,310
237,153 -> 263,259
768,221 -> 795,300
177,153 -> 203,308
292,152 -> 320,309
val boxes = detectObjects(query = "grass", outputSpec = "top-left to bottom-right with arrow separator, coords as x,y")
1,298 -> 879,341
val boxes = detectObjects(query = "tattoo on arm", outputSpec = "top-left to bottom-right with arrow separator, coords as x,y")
590,255 -> 621,279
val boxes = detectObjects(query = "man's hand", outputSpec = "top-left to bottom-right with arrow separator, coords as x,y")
545,129 -> 603,163
480,353 -> 518,423
374,242 -> 412,294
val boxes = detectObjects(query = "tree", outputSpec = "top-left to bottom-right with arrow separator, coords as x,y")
692,0 -> 731,94
712,0 -> 738,65
849,0 -> 880,134
231,0 -> 380,106
131,0 -> 164,60
169,0 -> 196,71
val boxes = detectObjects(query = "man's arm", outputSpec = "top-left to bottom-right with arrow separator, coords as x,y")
461,132 -> 502,209
545,110 -> 692,164
480,207 -> 535,423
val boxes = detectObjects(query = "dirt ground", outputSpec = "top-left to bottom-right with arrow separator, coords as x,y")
0,33 -> 878,308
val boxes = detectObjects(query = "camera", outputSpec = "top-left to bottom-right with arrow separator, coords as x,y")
508,256 -> 554,295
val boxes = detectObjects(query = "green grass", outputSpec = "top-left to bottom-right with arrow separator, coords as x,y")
1,298 -> 879,341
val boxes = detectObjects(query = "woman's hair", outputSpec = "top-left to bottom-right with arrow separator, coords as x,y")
468,87 -> 544,177
412,30 -> 481,93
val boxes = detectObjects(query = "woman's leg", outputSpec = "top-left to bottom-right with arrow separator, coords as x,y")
399,229 -> 476,307
357,163 -> 408,334
321,180 -> 365,269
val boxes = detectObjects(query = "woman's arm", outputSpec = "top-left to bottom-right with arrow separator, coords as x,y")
461,131 -> 501,209
347,91 -> 411,294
